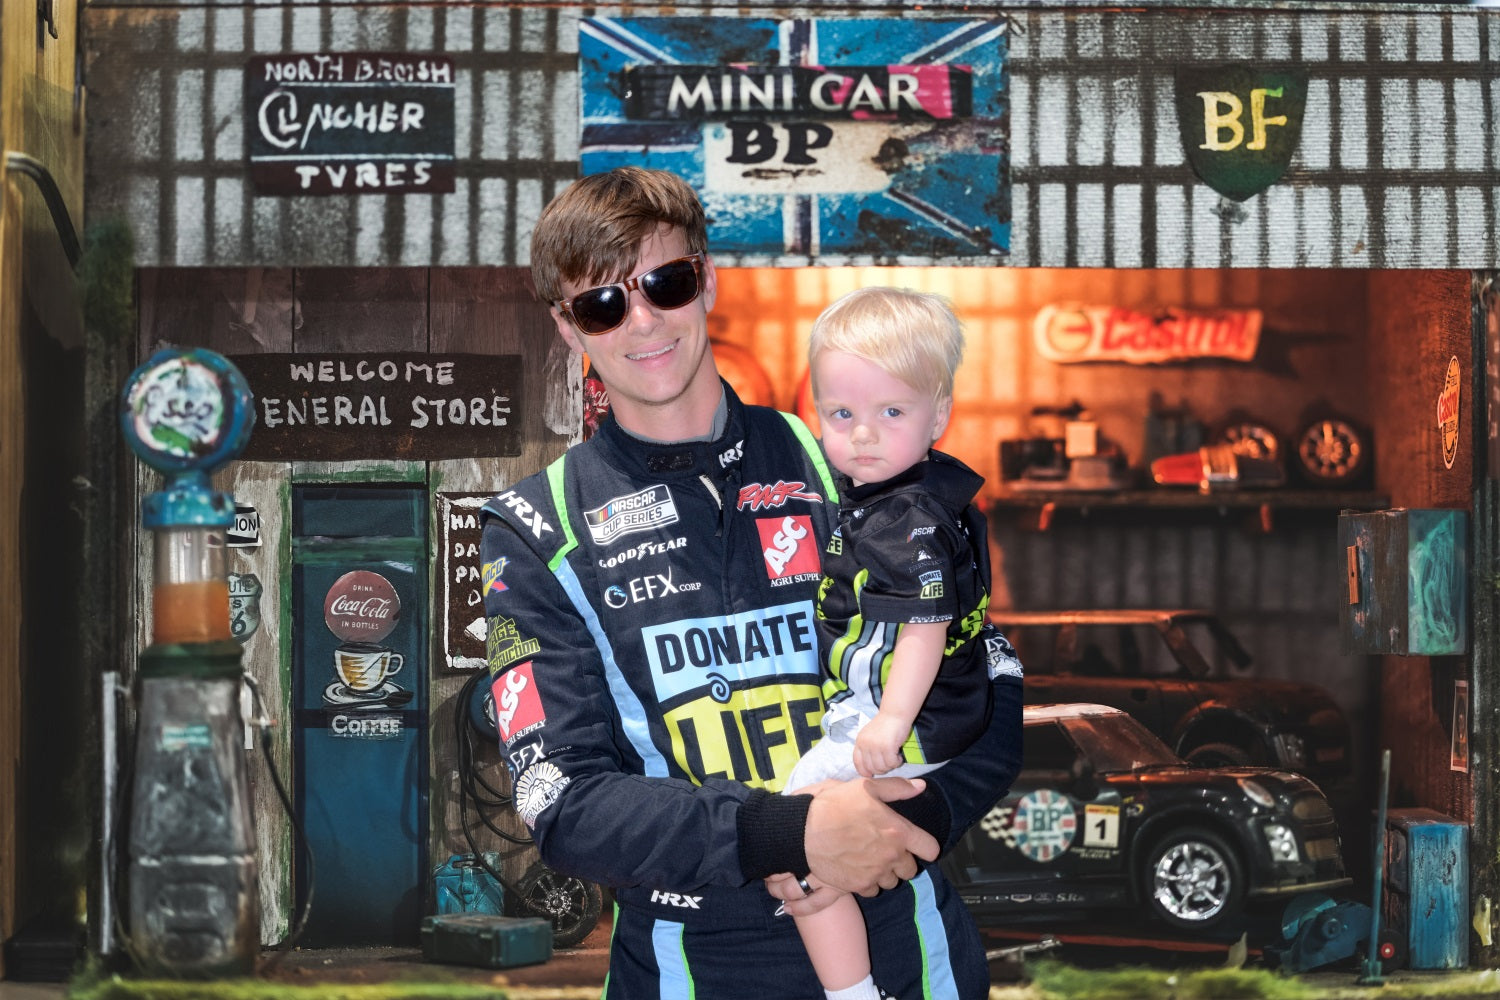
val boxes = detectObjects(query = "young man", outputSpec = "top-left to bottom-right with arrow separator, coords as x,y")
480,167 -> 1022,998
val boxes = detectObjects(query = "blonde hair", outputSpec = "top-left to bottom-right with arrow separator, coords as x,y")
530,167 -> 708,304
808,287 -> 964,401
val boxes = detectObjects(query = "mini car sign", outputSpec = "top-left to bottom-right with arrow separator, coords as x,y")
1176,65 -> 1306,202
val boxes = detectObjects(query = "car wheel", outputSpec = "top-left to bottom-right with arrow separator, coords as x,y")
1293,416 -> 1370,488
514,861 -> 604,948
1184,742 -> 1255,768
1145,826 -> 1245,932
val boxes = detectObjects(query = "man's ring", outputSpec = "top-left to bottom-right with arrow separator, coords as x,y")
797,877 -> 814,897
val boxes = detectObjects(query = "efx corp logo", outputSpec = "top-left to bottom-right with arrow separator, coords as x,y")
604,568 -> 701,608
586,486 -> 679,545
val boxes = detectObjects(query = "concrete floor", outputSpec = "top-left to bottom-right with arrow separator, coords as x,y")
0,985 -> 63,1000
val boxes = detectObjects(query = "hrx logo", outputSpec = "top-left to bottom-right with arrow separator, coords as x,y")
649,890 -> 703,909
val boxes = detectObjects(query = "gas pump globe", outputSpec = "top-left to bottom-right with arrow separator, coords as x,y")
123,348 -> 252,643
119,348 -> 259,976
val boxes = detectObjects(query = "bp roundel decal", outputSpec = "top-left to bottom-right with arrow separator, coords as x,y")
1012,789 -> 1077,862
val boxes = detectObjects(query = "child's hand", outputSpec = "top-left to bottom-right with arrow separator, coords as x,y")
853,714 -> 909,778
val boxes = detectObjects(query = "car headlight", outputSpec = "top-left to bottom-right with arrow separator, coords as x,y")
1238,778 -> 1277,808
1273,732 -> 1307,767
1262,823 -> 1301,862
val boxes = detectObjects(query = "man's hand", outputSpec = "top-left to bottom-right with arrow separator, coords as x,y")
853,713 -> 909,778
804,777 -> 939,897
764,872 -> 844,917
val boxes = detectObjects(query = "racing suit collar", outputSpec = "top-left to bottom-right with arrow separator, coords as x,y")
595,378 -> 749,481
840,448 -> 984,512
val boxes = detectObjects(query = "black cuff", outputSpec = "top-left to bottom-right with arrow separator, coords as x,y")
737,789 -> 812,881
887,785 -> 951,848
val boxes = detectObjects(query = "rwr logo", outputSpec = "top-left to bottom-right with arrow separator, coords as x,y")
737,480 -> 821,511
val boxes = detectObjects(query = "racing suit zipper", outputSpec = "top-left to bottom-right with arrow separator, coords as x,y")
699,473 -> 724,536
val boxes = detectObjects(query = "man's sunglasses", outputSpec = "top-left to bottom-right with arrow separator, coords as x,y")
555,254 -> 706,336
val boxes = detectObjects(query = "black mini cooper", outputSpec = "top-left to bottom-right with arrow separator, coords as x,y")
989,609 -> 1355,801
944,704 -> 1351,935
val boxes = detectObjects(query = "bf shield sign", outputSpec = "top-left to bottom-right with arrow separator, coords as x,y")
1176,65 -> 1306,202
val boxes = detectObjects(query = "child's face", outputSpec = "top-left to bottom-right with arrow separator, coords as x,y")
811,350 -> 950,487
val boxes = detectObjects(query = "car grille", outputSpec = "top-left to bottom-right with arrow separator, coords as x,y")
1293,794 -> 1334,823
1305,837 -> 1341,862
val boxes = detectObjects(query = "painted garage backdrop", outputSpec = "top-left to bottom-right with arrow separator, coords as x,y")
22,0 -> 1484,966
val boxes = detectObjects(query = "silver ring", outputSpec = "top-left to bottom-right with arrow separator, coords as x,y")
797,876 -> 814,897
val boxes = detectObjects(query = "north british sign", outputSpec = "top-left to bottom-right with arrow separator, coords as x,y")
246,53 -> 456,195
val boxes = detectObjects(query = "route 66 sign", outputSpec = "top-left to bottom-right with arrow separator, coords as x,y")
1176,65 -> 1306,202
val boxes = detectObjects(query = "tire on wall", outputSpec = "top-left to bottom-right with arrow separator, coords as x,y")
1182,741 -> 1256,768
1143,826 -> 1246,932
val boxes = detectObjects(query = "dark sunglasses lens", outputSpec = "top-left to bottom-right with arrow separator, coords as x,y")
571,286 -> 628,334
640,259 -> 701,309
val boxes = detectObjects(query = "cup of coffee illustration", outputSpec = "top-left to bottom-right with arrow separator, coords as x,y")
335,641 -> 404,692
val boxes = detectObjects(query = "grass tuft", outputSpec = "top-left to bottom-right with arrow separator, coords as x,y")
1025,960 -> 1314,1000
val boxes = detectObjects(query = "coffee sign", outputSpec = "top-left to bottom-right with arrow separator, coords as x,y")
246,53 -> 456,195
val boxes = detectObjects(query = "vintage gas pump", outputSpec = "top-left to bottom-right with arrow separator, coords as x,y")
119,348 -> 258,975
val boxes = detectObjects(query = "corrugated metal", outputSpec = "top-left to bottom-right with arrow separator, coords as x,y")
83,4 -> 1500,269
86,4 -> 578,267
991,508 -> 1379,778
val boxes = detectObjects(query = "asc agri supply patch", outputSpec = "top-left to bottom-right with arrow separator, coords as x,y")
756,514 -> 819,583
491,661 -> 546,744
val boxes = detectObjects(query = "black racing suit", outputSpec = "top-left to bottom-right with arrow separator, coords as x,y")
479,383 -> 1022,999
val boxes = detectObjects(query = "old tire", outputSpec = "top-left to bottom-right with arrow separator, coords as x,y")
515,862 -> 603,949
1144,826 -> 1245,932
1183,742 -> 1255,768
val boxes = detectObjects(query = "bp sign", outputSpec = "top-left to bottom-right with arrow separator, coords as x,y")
1177,65 -> 1306,202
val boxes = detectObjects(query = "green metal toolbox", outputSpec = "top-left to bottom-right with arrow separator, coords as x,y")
420,913 -> 554,969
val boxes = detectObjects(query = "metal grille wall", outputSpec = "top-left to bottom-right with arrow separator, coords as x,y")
85,4 -> 579,267
83,4 -> 1500,268
1009,8 -> 1498,269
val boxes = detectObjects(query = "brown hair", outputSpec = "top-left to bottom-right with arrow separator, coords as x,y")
530,167 -> 708,304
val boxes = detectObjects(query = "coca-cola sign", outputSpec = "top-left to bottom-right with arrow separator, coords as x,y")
324,570 -> 401,642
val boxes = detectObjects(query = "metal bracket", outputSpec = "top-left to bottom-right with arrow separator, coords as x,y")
38,0 -> 58,44
3,151 -> 81,269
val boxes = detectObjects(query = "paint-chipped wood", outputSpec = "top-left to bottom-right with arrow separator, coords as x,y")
223,463 -> 294,943
1367,271 -> 1475,826
427,267 -> 573,887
